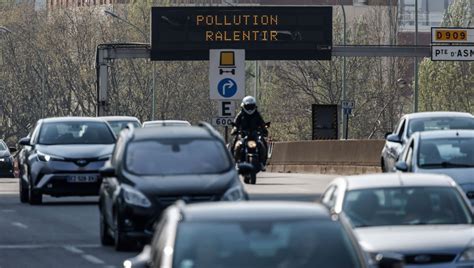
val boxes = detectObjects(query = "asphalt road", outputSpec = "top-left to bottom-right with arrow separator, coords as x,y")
0,172 -> 337,268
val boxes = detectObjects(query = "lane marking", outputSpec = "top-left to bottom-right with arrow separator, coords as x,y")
11,222 -> 28,229
82,255 -> 105,265
1,209 -> 15,213
63,246 -> 84,254
0,244 -> 101,249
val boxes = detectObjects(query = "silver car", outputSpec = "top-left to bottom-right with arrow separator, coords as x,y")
321,173 -> 474,268
395,130 -> 474,204
381,112 -> 474,172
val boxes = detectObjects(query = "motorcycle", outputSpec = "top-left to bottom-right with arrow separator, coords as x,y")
232,122 -> 270,185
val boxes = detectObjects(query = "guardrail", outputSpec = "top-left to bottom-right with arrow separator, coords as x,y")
267,140 -> 384,175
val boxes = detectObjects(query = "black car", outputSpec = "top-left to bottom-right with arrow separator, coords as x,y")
99,123 -> 249,251
124,202 -> 403,268
0,139 -> 16,178
18,117 -> 116,205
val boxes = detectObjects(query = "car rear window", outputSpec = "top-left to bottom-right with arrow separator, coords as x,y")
38,122 -> 115,145
407,117 -> 474,137
173,220 -> 362,268
125,139 -> 231,175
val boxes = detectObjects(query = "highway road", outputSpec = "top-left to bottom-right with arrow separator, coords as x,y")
0,172 -> 337,268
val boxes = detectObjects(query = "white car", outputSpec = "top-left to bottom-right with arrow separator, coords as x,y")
321,173 -> 474,268
395,130 -> 474,204
381,112 -> 474,172
142,120 -> 191,128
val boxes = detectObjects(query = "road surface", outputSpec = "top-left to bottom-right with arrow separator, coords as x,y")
0,172 -> 337,268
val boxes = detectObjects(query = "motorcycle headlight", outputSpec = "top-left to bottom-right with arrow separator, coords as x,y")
458,247 -> 474,262
222,185 -> 246,201
247,140 -> 257,149
37,151 -> 64,162
122,184 -> 152,208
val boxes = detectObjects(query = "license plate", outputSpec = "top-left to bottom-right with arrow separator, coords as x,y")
67,175 -> 97,183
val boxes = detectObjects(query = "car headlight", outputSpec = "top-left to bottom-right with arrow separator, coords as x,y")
37,151 -> 64,162
459,247 -> 474,262
122,184 -> 152,208
222,185 -> 246,201
247,140 -> 257,149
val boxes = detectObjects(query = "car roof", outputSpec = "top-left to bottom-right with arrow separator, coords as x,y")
143,120 -> 190,125
131,125 -> 216,140
41,117 -> 108,123
100,116 -> 140,122
180,202 -> 333,222
341,173 -> 456,191
416,129 -> 474,139
404,112 -> 473,120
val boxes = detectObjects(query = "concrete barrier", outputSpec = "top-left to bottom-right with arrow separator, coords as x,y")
267,140 -> 384,175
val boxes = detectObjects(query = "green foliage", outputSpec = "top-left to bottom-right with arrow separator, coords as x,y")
419,0 -> 474,114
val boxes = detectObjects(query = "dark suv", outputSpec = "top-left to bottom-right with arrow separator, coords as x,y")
99,123 -> 249,251
18,117 -> 116,204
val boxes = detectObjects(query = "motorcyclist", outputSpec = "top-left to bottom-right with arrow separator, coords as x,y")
231,96 -> 269,169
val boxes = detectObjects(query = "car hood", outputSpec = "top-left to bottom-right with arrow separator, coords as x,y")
130,170 -> 238,196
0,150 -> 11,158
36,144 -> 114,159
355,225 -> 473,254
418,168 -> 474,185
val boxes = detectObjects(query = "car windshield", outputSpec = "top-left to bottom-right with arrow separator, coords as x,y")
144,122 -> 190,127
0,142 -> 6,151
343,187 -> 473,228
407,117 -> 474,137
173,220 -> 362,268
38,122 -> 115,145
418,137 -> 474,168
107,120 -> 141,135
126,139 -> 231,175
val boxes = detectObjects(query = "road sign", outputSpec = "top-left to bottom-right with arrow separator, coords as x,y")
431,45 -> 474,61
218,101 -> 235,117
210,49 -> 245,100
341,100 -> 355,109
151,6 -> 332,61
431,27 -> 474,43
212,117 -> 234,127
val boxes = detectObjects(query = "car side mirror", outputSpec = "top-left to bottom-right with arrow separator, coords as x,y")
384,132 -> 392,139
395,161 -> 409,172
376,252 -> 404,268
9,147 -> 17,153
237,163 -> 254,175
99,164 -> 116,177
386,134 -> 402,143
265,122 -> 271,128
18,137 -> 31,146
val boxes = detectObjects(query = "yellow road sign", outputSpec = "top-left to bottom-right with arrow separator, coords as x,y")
432,28 -> 474,43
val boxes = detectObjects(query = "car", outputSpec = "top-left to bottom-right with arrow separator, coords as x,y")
395,130 -> 474,204
381,112 -> 474,172
17,117 -> 116,205
0,139 -> 16,178
123,201 -> 403,268
321,173 -> 474,267
142,120 -> 191,128
101,116 -> 142,136
99,123 -> 249,251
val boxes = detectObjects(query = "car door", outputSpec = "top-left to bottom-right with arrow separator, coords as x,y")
103,135 -> 126,224
386,118 -> 407,170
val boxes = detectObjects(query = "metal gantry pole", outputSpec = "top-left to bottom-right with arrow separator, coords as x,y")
152,62 -> 156,120
340,4 -> 348,140
413,0 -> 419,112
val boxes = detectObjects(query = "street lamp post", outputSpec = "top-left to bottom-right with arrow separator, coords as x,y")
336,2 -> 348,140
104,10 -> 156,120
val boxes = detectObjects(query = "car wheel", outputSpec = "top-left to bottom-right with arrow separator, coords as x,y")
28,185 -> 42,205
114,211 -> 132,251
100,211 -> 114,246
19,178 -> 29,203
243,176 -> 250,184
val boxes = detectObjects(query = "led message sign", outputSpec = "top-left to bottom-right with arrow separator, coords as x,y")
151,7 -> 333,61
